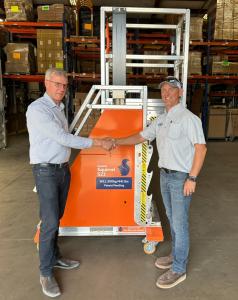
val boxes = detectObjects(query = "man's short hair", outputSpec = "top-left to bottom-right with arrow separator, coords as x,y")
45,68 -> 67,80
159,77 -> 182,89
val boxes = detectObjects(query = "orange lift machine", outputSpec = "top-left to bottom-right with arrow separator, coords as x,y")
35,6 -> 190,254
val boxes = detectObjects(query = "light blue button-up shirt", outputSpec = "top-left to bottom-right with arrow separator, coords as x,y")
26,92 -> 93,164
140,103 -> 206,173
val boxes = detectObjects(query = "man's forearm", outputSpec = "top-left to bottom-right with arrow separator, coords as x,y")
115,133 -> 146,145
189,144 -> 207,177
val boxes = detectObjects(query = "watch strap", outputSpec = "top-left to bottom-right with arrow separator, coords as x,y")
188,175 -> 197,182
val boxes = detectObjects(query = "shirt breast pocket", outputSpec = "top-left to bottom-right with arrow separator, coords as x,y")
168,123 -> 181,139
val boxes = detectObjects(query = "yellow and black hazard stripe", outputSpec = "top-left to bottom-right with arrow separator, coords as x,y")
140,142 -> 147,223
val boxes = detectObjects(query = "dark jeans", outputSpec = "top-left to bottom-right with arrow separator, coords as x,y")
33,164 -> 71,276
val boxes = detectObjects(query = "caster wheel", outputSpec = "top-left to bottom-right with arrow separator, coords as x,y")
143,242 -> 157,255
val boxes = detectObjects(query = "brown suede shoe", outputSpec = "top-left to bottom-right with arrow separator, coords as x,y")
155,254 -> 173,269
156,269 -> 186,289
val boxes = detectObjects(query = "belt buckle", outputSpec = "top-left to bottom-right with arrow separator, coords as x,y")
40,163 -> 49,167
59,162 -> 67,168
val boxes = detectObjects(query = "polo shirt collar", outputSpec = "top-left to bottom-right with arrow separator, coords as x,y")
167,103 -> 183,116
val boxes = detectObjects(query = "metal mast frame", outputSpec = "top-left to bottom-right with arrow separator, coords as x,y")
100,7 -> 190,107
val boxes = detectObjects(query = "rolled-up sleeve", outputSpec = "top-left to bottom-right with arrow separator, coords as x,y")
27,105 -> 93,149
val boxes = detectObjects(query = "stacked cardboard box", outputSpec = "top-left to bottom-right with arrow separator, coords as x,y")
143,51 -> 168,76
37,4 -> 64,21
212,55 -> 238,74
209,106 -> 238,139
37,4 -> 75,31
4,43 -> 36,74
188,52 -> 202,75
208,0 -> 238,40
37,4 -> 69,22
190,17 -> 204,40
4,0 -> 34,21
208,106 -> 227,138
37,29 -> 64,73
74,92 -> 100,137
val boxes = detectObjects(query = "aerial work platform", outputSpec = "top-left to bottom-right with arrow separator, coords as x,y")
60,107 -> 163,254
35,6 -> 190,254
58,83 -> 165,254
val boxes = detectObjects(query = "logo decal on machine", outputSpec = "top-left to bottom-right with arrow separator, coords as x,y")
118,159 -> 130,176
96,160 -> 132,189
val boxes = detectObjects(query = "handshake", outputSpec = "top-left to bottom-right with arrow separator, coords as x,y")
93,137 -> 117,151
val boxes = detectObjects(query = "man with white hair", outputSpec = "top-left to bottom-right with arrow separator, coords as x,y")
26,68 -> 113,297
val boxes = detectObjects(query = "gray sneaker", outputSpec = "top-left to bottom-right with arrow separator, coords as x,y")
54,258 -> 80,270
155,254 -> 173,269
40,275 -> 61,298
156,269 -> 186,289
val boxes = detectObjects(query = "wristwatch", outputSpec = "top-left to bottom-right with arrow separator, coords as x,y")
187,175 -> 197,182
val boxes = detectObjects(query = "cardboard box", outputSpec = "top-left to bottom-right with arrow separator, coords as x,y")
4,43 -> 36,73
37,4 -> 72,23
188,51 -> 202,75
37,29 -> 62,50
208,0 -> 238,40
4,0 -> 34,21
37,60 -> 64,74
37,4 -> 64,21
36,29 -> 63,73
37,48 -> 45,61
208,106 -> 227,138
190,17 -> 203,40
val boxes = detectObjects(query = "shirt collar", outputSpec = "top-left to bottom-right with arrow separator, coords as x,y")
167,102 -> 183,116
43,92 -> 65,111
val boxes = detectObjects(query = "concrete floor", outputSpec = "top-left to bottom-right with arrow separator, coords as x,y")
0,133 -> 238,300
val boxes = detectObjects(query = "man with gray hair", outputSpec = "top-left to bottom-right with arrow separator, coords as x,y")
26,68 -> 113,297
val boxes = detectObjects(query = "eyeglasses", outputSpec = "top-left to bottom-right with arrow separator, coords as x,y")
46,80 -> 68,89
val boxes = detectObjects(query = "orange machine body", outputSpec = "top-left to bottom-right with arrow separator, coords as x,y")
60,109 -> 163,242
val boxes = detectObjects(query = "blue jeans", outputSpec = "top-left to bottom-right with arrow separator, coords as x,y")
160,169 -> 192,274
33,164 -> 71,276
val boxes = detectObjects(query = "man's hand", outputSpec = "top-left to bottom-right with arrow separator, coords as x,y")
183,179 -> 196,197
92,138 -> 116,151
101,138 -> 116,151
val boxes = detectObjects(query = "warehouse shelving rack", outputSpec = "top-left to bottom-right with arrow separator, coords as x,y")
0,20 -> 75,139
189,39 -> 238,139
